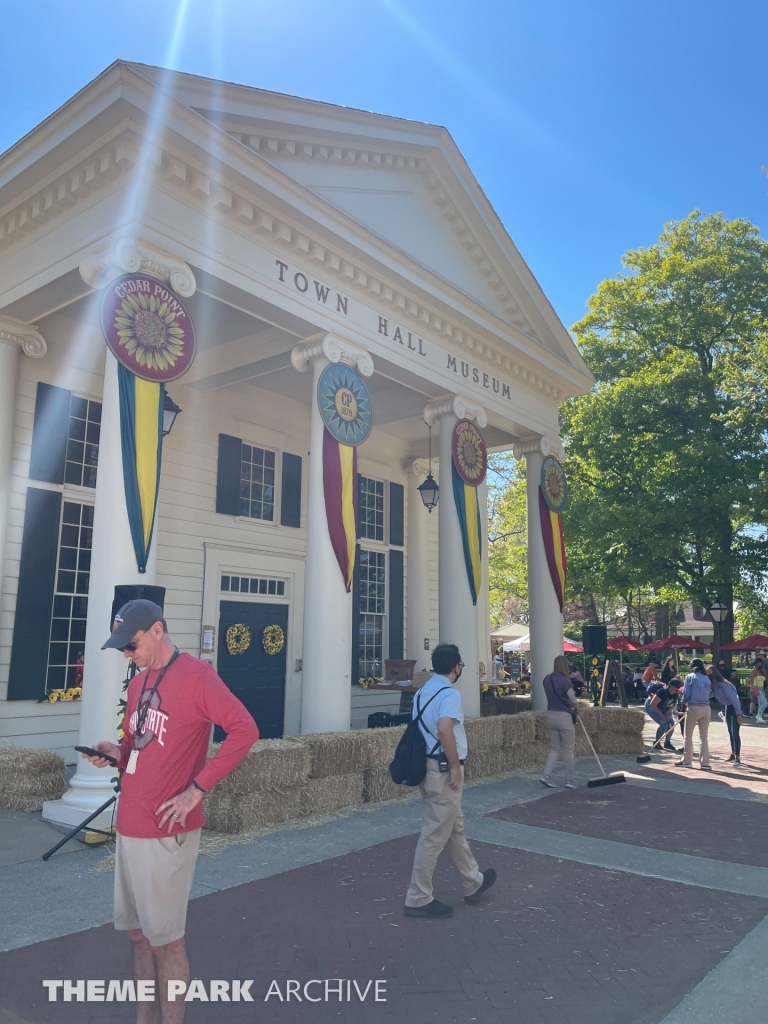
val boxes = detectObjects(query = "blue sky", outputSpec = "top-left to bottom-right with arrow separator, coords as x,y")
2,0 -> 766,331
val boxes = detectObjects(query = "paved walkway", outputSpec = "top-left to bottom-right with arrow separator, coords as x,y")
1,713 -> 767,1023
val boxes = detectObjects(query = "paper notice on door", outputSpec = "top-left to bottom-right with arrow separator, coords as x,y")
202,626 -> 215,653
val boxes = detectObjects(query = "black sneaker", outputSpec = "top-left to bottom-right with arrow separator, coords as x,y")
465,868 -> 497,905
404,899 -> 453,918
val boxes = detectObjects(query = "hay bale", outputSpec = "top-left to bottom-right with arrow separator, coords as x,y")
294,731 -> 373,778
0,746 -> 67,811
600,708 -> 644,736
203,785 -> 303,834
465,716 -> 505,750
362,765 -> 415,803
500,711 -> 537,746
594,732 -> 644,755
210,739 -> 310,795
365,725 -> 407,767
494,695 -> 532,715
464,747 -> 509,782
299,772 -> 364,815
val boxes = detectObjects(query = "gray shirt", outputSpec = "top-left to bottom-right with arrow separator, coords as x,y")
543,672 -> 575,713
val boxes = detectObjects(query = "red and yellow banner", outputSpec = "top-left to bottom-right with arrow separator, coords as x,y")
538,485 -> 567,611
322,427 -> 358,591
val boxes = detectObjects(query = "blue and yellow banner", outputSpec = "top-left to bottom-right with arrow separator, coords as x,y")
452,458 -> 483,605
117,364 -> 164,573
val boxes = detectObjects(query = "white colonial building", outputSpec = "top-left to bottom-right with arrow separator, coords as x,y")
0,62 -> 594,826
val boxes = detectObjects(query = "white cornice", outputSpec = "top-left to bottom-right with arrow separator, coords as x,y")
0,314 -> 47,357
79,235 -> 196,295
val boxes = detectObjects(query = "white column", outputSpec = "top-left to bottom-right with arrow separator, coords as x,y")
476,477 -> 492,682
43,350 -> 157,827
406,460 -> 433,672
425,396 -> 487,718
292,336 -> 374,734
514,438 -> 564,710
0,319 -> 46,602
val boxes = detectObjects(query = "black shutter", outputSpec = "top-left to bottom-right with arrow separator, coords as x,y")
8,488 -> 62,700
280,452 -> 302,528
29,382 -> 70,484
389,482 -> 404,546
388,549 -> 404,659
216,434 -> 242,515
351,543 -> 361,684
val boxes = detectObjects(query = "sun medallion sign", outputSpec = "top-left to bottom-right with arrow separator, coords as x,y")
100,273 -> 196,383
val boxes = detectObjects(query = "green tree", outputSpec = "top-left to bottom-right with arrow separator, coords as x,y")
563,211 -> 768,654
487,454 -> 528,627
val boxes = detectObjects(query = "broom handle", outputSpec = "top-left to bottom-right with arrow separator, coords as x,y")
578,716 -> 607,778
647,711 -> 687,752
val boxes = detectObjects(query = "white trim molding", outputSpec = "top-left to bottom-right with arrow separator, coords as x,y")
0,315 -> 47,358
513,435 -> 565,462
423,394 -> 488,428
79,236 -> 197,296
291,333 -> 374,376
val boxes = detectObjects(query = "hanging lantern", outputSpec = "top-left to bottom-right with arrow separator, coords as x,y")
162,392 -> 182,436
418,423 -> 439,512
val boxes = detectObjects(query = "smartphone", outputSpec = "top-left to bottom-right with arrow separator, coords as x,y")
75,745 -> 117,765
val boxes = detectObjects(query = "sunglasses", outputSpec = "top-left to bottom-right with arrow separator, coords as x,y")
119,642 -> 138,654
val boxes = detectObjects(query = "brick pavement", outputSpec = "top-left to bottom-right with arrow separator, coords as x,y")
0,833 -> 765,1024
488,782 -> 768,866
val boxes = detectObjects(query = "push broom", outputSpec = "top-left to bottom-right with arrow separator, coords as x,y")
636,712 -> 686,764
578,716 -> 626,788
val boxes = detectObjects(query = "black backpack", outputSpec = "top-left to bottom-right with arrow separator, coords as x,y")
389,687 -> 450,786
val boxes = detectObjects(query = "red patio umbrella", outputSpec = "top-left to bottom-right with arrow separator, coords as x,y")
637,635 -> 710,651
718,634 -> 768,651
607,637 -> 642,652
563,639 -> 583,653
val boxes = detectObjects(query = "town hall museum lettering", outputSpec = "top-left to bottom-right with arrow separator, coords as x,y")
275,261 -> 349,314
446,355 -> 511,399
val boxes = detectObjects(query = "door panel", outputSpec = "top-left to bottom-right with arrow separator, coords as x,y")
216,601 -> 289,739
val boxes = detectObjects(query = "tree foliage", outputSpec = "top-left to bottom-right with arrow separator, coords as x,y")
562,211 -> 768,647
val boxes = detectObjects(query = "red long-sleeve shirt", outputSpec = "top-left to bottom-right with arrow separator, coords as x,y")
114,653 -> 258,838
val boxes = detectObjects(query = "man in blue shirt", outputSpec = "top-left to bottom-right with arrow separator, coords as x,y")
677,658 -> 712,770
404,643 -> 496,918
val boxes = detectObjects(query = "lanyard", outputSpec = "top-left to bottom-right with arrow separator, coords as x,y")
134,649 -> 179,742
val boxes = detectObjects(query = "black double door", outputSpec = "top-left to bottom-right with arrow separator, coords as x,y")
216,601 -> 288,739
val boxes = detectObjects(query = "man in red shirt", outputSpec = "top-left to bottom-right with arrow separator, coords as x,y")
83,600 -> 258,1024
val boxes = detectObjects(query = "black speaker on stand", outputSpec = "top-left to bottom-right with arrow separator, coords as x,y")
582,624 -> 608,655
110,585 -> 166,629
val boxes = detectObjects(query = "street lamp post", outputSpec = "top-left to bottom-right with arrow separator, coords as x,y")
709,599 -> 729,665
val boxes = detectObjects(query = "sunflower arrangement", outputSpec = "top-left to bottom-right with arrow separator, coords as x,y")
261,624 -> 285,656
357,677 -> 384,688
113,292 -> 186,371
46,687 -> 82,703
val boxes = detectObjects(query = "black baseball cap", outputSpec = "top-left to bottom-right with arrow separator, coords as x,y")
102,599 -> 164,650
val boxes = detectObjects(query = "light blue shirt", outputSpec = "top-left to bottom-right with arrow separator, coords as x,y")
683,671 -> 712,704
412,674 -> 468,759
712,680 -> 741,713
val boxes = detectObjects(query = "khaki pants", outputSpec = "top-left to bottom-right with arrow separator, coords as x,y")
543,710 -> 576,782
684,704 -> 711,766
405,760 -> 483,907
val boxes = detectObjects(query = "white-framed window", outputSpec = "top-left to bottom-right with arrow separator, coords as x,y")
358,549 -> 386,677
46,500 -> 93,692
358,475 -> 385,542
239,443 -> 277,522
220,573 -> 288,598
64,395 -> 101,489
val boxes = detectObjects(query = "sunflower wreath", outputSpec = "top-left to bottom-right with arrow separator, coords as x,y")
262,624 -> 285,656
226,623 -> 251,656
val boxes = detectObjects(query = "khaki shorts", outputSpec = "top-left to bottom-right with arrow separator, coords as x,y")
114,829 -> 201,947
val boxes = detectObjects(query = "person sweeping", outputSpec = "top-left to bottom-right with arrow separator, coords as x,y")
540,656 -> 579,790
644,677 -> 683,752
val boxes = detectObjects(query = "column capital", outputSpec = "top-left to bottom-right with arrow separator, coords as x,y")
79,236 -> 197,296
0,315 -> 47,358
409,458 -> 432,478
423,394 -> 487,429
291,333 -> 374,376
513,435 -> 564,462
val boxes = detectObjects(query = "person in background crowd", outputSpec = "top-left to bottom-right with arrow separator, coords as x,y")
632,667 -> 646,702
708,665 -> 743,765
540,656 -> 580,790
645,677 -> 683,751
677,658 -> 712,770
660,656 -> 676,685
749,659 -> 768,723
642,660 -> 659,688
569,667 -> 585,698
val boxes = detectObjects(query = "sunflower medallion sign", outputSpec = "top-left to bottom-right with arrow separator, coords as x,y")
100,273 -> 197,382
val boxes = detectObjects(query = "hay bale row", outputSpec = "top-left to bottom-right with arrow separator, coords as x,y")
298,772 -> 363,816
209,739 -> 311,795
0,746 -> 67,811
463,747 -> 509,782
501,711 -> 537,746
362,766 -> 414,803
293,730 -> 373,778
203,785 -> 304,833
464,715 -> 506,750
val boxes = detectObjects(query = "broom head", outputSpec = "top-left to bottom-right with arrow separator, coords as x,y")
587,774 -> 626,788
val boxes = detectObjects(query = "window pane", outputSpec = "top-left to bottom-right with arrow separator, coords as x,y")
221,575 -> 230,591
230,577 -> 240,592
59,547 -> 77,570
86,421 -> 101,444
88,402 -> 101,424
53,595 -> 71,617
64,462 -> 83,486
81,506 -> 94,527
62,503 -> 81,525
259,579 -> 268,594
68,416 -> 86,441
57,570 -> 76,593
50,619 -> 69,641
70,397 -> 88,419
277,581 -> 285,595
72,597 -> 88,618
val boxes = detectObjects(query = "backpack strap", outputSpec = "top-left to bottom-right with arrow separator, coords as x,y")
414,687 -> 451,756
